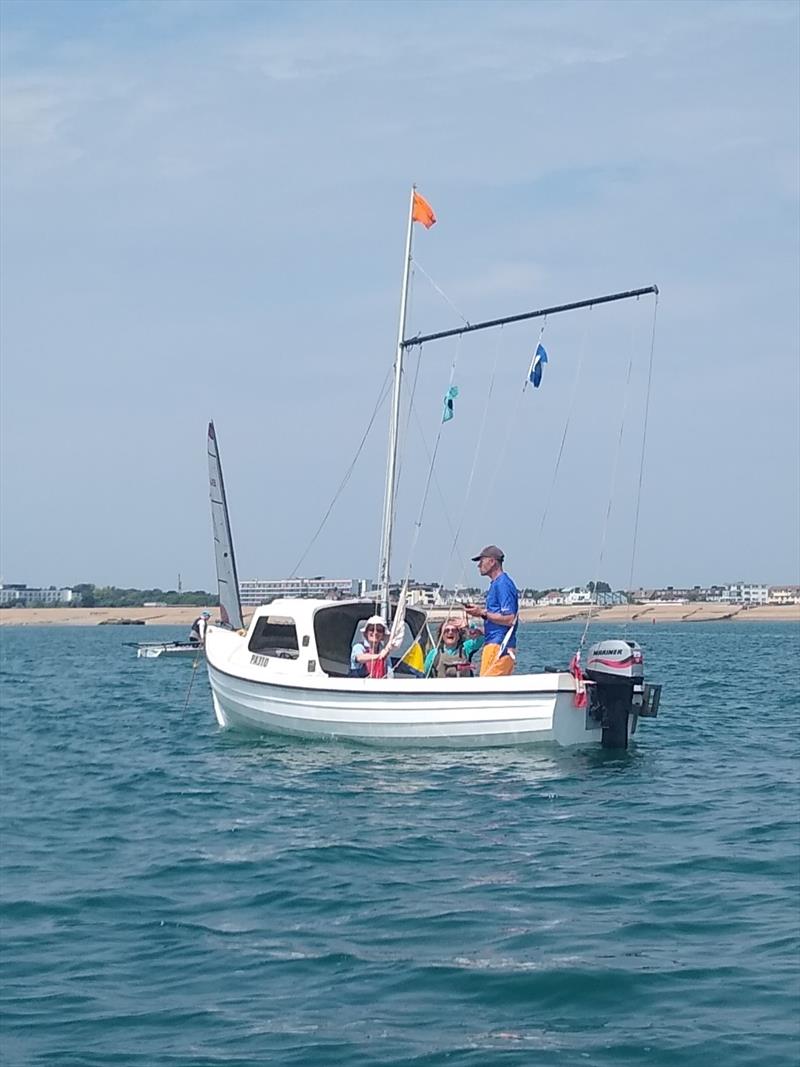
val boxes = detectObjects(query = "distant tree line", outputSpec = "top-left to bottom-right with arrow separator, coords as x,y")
587,581 -> 612,594
72,584 -> 218,608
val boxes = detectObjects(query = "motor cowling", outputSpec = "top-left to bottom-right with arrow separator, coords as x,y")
585,639 -> 649,749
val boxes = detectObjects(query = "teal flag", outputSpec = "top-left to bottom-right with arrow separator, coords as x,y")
442,385 -> 459,423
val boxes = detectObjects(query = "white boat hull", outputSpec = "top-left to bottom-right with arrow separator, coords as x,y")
205,628 -> 604,748
137,643 -> 202,659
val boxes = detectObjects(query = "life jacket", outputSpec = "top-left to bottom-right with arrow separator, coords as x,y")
434,648 -> 472,678
350,641 -> 387,679
366,655 -> 387,679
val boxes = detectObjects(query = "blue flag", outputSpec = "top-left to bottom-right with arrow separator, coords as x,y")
442,385 -> 459,423
529,344 -> 548,388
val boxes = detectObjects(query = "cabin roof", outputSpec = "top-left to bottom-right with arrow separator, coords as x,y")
250,597 -> 376,626
248,597 -> 425,631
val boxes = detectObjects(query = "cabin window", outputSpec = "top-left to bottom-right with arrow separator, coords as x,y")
248,615 -> 299,659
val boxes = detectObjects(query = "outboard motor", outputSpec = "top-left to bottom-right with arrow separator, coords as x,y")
585,639 -> 661,748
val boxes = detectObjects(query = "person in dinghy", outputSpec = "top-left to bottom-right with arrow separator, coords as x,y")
189,610 -> 211,646
350,615 -> 394,678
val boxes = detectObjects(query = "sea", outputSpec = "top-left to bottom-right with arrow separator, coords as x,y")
1,622 -> 798,1067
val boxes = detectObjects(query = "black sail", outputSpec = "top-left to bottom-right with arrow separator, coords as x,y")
207,421 -> 244,630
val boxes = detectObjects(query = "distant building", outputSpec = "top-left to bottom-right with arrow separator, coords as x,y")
536,586 -> 595,606
239,577 -> 364,606
536,590 -> 566,606
375,582 -> 444,607
405,583 -> 442,607
594,590 -> 628,606
0,584 -> 77,607
768,586 -> 800,605
718,583 -> 769,605
634,586 -> 692,603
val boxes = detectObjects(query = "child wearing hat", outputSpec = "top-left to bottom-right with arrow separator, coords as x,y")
350,615 -> 392,678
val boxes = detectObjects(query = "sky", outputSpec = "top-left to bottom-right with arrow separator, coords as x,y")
1,0 -> 798,593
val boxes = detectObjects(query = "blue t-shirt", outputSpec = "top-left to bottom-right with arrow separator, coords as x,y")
485,572 -> 518,649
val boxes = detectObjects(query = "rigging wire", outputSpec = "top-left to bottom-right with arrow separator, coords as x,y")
625,292 -> 660,632
412,257 -> 471,328
182,648 -> 203,717
375,276 -> 659,649
399,336 -> 463,584
376,257 -> 422,609
420,325 -> 510,653
406,397 -> 471,658
438,324 -> 505,592
535,309 -> 592,546
384,256 -> 470,606
393,327 -> 505,655
579,309 -> 639,649
483,319 -> 548,517
380,260 -> 509,613
408,402 -> 467,565
375,263 -> 422,612
392,336 -> 424,532
290,364 -> 393,580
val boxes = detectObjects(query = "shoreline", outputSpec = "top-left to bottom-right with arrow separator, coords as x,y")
0,603 -> 798,627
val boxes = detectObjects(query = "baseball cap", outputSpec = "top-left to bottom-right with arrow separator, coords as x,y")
471,545 -> 504,562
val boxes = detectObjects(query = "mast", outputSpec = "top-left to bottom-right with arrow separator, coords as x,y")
378,186 -> 416,620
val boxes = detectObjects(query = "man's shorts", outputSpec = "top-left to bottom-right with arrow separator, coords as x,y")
479,643 -> 516,677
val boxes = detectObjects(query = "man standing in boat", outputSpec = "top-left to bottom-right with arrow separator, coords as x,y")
464,546 -> 518,676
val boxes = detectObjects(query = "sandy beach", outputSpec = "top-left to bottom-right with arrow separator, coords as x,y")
0,602 -> 797,627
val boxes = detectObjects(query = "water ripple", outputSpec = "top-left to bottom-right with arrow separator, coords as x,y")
1,622 -> 798,1066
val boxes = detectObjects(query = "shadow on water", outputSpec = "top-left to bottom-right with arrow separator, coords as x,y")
211,725 -> 644,787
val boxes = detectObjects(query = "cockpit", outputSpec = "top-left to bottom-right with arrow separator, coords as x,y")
245,600 -> 430,677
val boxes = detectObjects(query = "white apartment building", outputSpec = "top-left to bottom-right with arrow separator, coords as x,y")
239,577 -> 364,606
718,583 -> 769,605
0,584 -> 77,606
536,586 -> 593,607
768,586 -> 800,605
404,586 -> 440,607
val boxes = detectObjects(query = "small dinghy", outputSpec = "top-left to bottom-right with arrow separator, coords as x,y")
133,642 -> 203,660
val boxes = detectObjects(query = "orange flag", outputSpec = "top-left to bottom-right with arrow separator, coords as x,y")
412,191 -> 436,229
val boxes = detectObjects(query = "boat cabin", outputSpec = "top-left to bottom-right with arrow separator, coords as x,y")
244,598 -> 430,677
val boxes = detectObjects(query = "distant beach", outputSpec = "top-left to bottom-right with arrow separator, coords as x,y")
0,602 -> 797,627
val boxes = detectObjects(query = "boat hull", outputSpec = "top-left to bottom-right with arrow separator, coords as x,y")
206,661 -> 602,748
137,643 -> 202,659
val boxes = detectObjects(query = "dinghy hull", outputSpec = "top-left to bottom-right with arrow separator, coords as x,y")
136,643 -> 202,659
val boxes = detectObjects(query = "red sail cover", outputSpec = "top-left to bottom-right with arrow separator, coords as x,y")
569,652 -> 588,709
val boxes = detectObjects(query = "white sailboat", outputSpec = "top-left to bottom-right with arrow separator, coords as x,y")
204,189 -> 662,748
